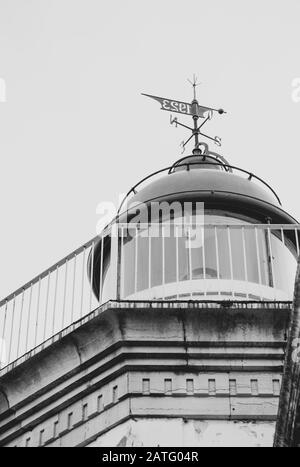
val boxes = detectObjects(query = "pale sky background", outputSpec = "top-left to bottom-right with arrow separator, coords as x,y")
0,0 -> 300,298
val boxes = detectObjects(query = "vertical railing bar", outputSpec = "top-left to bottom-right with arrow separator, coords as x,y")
280,227 -> 285,246
176,225 -> 179,285
8,295 -> 16,363
162,225 -> 165,299
25,284 -> 33,352
16,289 -> 25,357
34,279 -> 41,348
254,227 -> 262,285
202,227 -> 206,280
89,243 -> 94,313
1,300 -> 8,351
120,228 -> 125,299
188,225 -> 192,281
116,224 -> 122,300
227,226 -> 233,281
295,227 -> 300,257
43,271 -> 51,342
99,237 -> 104,304
1,300 -> 8,367
62,260 -> 68,328
99,238 -> 104,304
148,230 -> 152,290
267,227 -> 276,288
280,227 -> 286,293
214,226 -> 220,281
242,227 -> 248,281
70,254 -> 77,322
134,228 -> 138,294
80,248 -> 86,317
52,266 -> 58,335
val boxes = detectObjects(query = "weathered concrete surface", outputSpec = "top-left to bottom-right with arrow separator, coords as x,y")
0,300 -> 291,447
88,418 -> 276,447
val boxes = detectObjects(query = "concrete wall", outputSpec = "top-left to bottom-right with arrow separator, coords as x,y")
0,300 -> 290,447
88,418 -> 276,447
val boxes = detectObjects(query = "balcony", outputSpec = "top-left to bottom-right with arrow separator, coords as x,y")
0,222 -> 299,374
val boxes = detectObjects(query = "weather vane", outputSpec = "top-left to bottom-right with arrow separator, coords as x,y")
187,74 -> 200,101
142,76 -> 226,154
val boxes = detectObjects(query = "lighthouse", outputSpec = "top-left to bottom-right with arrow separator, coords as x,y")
0,82 -> 298,447
90,79 -> 297,306
90,144 -> 297,305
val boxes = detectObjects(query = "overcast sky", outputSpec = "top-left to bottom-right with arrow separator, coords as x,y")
0,0 -> 300,298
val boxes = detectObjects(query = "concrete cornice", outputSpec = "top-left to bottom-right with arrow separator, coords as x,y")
0,300 -> 291,447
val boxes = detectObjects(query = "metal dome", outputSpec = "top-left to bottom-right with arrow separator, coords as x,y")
117,153 -> 297,225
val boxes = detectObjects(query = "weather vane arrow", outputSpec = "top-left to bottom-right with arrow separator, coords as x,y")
142,76 -> 226,153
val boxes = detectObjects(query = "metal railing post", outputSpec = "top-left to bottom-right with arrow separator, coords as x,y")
110,223 -> 121,300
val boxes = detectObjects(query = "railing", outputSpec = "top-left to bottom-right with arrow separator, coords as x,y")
0,229 -> 110,374
0,223 -> 299,373
117,162 -> 282,214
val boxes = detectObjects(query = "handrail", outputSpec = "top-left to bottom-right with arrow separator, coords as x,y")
117,161 -> 281,215
0,235 -> 98,308
168,153 -> 232,172
0,223 -> 299,373
0,223 -> 299,307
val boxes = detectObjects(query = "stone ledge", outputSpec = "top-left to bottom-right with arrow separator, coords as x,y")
0,300 -> 290,446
